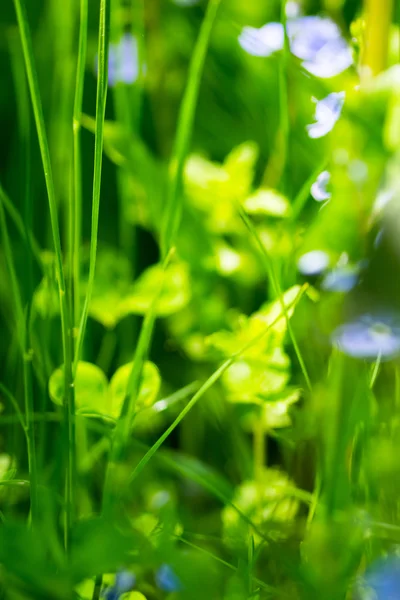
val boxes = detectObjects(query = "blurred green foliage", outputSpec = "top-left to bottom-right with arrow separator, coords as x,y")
3,0 -> 400,599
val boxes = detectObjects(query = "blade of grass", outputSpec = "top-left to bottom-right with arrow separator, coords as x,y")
102,252 -> 173,513
177,536 -> 279,597
160,0 -> 221,257
71,0 -> 88,331
0,184 -> 38,523
74,0 -> 111,372
235,202 -> 312,393
129,284 -> 308,483
0,184 -> 42,269
12,0 -> 75,549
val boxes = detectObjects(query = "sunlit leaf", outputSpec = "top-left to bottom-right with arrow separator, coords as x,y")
119,261 -> 191,317
109,361 -> 161,418
222,351 -> 290,404
243,189 -> 291,218
49,362 -> 108,415
222,468 -> 299,550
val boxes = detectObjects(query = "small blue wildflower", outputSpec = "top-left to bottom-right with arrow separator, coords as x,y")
238,15 -> 352,78
103,570 -> 136,600
287,16 -> 352,78
332,314 -> 400,361
95,33 -> 139,87
306,92 -> 345,139
355,555 -> 400,599
311,171 -> 331,202
321,265 -> 359,292
297,250 -> 330,276
155,564 -> 183,593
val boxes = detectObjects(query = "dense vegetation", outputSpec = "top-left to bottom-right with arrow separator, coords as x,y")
1,0 -> 400,598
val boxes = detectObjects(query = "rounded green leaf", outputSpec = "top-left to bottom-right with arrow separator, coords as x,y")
109,361 -> 161,418
48,362 -> 109,415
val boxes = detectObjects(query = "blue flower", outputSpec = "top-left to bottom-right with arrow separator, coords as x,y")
155,564 -> 183,593
95,34 -> 139,87
356,555 -> 400,599
297,250 -> 330,276
332,314 -> 400,361
238,15 -> 352,79
103,570 -> 136,600
311,171 -> 331,201
306,92 -> 345,139
287,16 -> 353,78
321,265 -> 359,292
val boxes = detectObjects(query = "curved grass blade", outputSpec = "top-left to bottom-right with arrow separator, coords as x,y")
12,0 -> 75,547
235,202 -> 312,392
160,0 -> 221,258
71,0 -> 89,329
0,184 -> 38,521
74,0 -> 111,372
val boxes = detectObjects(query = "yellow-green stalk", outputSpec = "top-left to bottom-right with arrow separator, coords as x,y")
361,0 -> 393,77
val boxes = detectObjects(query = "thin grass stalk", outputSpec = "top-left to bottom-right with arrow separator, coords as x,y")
72,0 -> 89,331
0,186 -> 38,523
236,202 -> 312,392
160,0 -> 221,258
12,0 -> 75,549
74,0 -> 111,373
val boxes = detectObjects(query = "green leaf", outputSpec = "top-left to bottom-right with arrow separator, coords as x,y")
222,353 -> 290,404
223,141 -> 259,198
119,261 -> 191,317
242,189 -> 290,218
221,469 -> 299,550
49,362 -> 108,415
109,360 -> 161,418
80,246 -> 132,329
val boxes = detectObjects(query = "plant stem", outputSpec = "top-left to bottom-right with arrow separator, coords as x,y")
74,0 -> 111,372
71,0 -> 88,332
362,0 -> 393,77
0,186 -> 38,523
12,0 -> 75,550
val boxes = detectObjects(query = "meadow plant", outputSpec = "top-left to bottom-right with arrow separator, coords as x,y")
1,0 -> 400,598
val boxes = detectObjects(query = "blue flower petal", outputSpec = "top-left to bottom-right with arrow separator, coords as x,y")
115,571 -> 136,593
238,23 -> 284,57
332,314 -> 400,360
95,33 -> 139,88
311,171 -> 331,201
321,266 -> 359,292
238,15 -> 352,78
297,250 -> 330,276
155,564 -> 183,593
357,555 -> 400,600
307,92 -> 345,139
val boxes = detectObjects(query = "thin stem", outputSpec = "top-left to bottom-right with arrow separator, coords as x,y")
236,202 -> 312,393
72,0 -> 89,330
74,0 -> 111,372
0,186 -> 38,523
12,0 -> 74,550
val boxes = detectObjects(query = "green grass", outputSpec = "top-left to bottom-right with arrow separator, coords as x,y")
1,0 -> 400,598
